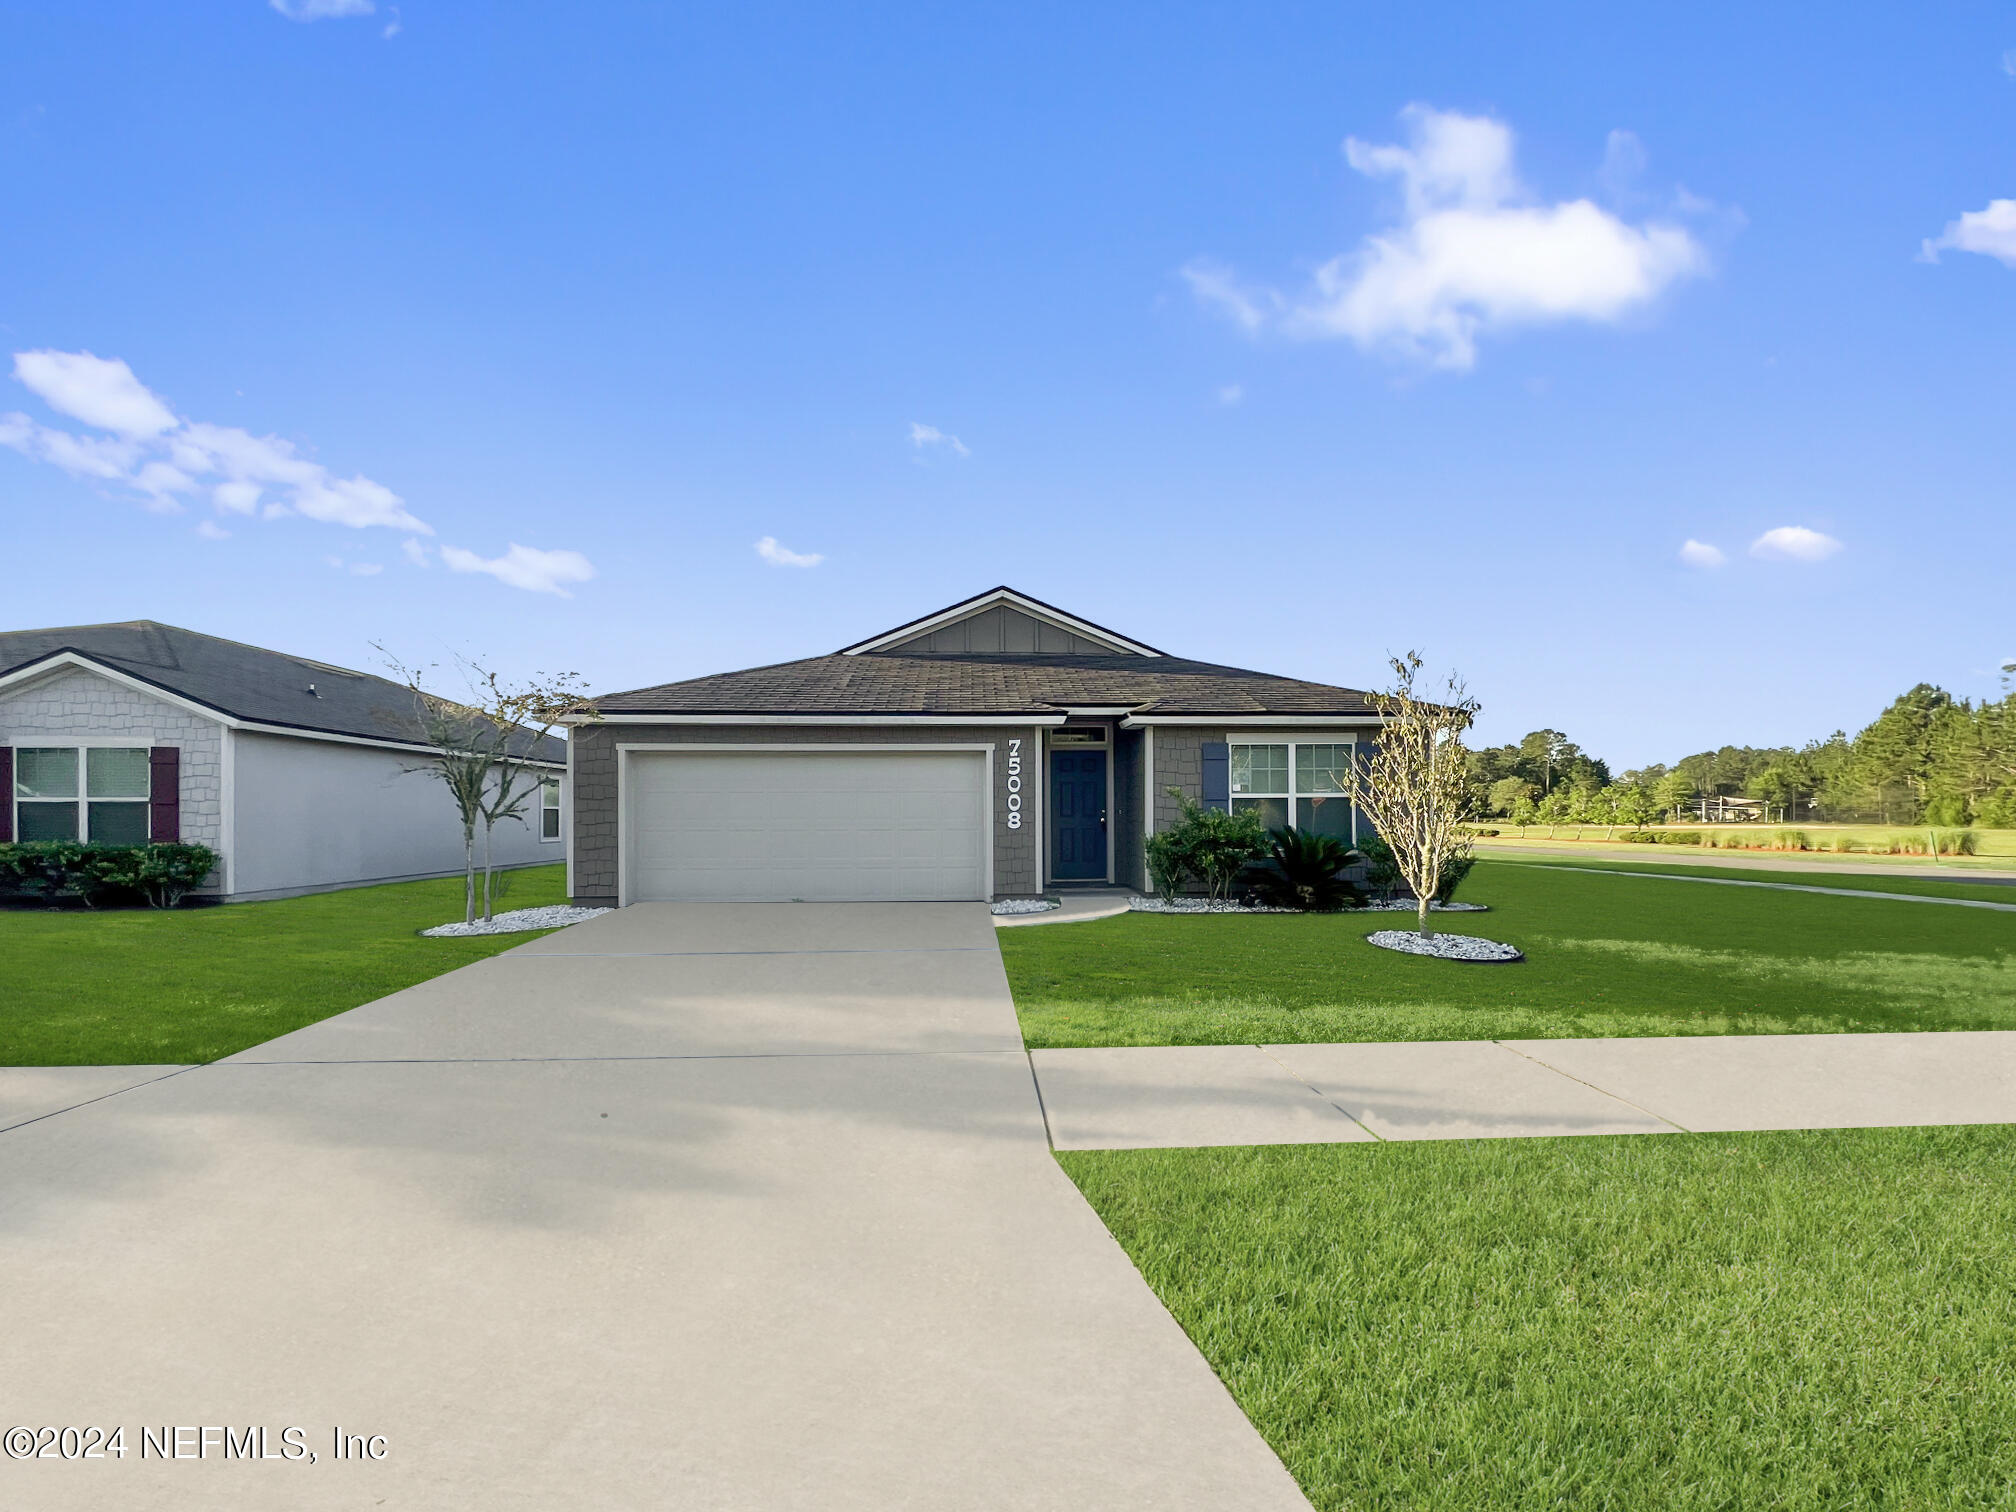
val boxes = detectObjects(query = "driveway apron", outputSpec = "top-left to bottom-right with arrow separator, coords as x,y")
0,903 -> 1310,1511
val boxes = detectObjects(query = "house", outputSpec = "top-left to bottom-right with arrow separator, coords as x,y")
567,587 -> 1384,905
0,621 -> 566,902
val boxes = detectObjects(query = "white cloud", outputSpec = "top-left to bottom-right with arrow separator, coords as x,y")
1187,105 -> 1711,370
1180,262 -> 1275,333
1216,383 -> 1244,406
3,351 -> 430,531
1920,199 -> 2016,268
440,543 -> 596,596
352,562 -> 384,576
1678,539 -> 1726,568
381,7 -> 402,37
2,347 -> 590,591
908,422 -> 970,457
1750,526 -> 1843,562
755,535 -> 823,568
2003,49 -> 2016,77
0,412 -> 140,480
195,520 -> 231,541
270,0 -> 375,20
13,351 -> 176,437
1598,129 -> 1648,201
214,480 -> 261,514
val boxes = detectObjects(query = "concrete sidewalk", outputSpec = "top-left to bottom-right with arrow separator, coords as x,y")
1032,1031 -> 2016,1149
1,904 -> 1310,1511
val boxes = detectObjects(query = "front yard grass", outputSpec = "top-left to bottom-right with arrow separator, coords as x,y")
0,865 -> 567,1066
999,859 -> 2016,1048
1063,1128 -> 2016,1511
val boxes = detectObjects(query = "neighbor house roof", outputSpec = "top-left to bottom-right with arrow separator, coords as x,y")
0,620 -> 565,760
597,652 -> 1381,718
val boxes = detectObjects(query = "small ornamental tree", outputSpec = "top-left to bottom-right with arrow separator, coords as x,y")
1348,652 -> 1481,940
381,649 -> 599,924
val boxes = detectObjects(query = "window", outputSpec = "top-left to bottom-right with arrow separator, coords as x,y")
540,777 -> 561,841
1229,739 -> 1356,840
13,746 -> 153,844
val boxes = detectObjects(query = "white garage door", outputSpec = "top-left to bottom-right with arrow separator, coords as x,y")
626,750 -> 990,903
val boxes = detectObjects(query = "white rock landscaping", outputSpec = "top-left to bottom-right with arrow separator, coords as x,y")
422,905 -> 612,938
1366,929 -> 1524,963
1128,897 -> 1298,914
990,898 -> 1061,916
1363,899 -> 1490,913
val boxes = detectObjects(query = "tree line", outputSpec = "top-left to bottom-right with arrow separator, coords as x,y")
1467,683 -> 2016,829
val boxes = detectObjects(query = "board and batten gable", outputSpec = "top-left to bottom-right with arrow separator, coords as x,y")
568,722 -> 1044,905
876,603 -> 1133,657
0,663 -> 225,883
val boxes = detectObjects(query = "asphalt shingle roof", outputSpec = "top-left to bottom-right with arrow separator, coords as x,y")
0,620 -> 565,760
597,652 -> 1379,717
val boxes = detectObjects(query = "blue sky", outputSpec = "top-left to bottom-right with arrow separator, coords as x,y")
4,1 -> 2012,767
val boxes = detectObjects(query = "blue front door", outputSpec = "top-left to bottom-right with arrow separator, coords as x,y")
1050,750 -> 1107,880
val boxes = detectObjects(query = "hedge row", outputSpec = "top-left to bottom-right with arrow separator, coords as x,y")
0,842 -> 219,909
1617,827 -> 1980,856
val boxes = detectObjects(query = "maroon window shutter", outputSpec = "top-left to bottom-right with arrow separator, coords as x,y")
0,748 -> 12,843
149,747 -> 180,843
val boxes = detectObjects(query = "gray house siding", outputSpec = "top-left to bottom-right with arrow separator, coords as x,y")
1149,727 -> 1219,830
230,731 -> 557,902
0,665 -> 225,890
570,722 -> 1043,906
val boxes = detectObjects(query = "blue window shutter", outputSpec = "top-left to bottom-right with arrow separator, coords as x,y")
1201,742 -> 1229,813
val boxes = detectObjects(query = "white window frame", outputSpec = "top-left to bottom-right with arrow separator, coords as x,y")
539,776 -> 562,843
1226,735 -> 1359,844
10,743 -> 154,845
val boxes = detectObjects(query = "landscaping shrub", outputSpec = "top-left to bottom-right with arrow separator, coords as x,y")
1769,829 -> 1813,851
1354,833 -> 1475,903
0,842 -> 218,908
1252,827 -> 1363,912
1432,851 -> 1477,903
1924,795 -> 1970,827
1145,791 -> 1269,901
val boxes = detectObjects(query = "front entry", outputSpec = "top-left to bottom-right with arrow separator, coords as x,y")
1049,749 -> 1107,881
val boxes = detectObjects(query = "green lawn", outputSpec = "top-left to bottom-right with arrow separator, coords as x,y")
1064,1129 -> 2016,1511
1000,859 -> 2016,1047
0,865 -> 568,1066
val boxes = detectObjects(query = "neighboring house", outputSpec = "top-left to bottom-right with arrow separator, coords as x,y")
0,621 -> 566,902
567,586 -> 1384,905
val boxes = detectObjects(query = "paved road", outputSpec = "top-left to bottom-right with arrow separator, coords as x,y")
0,904 -> 1309,1511
1477,839 -> 2016,884
1032,1032 -> 2016,1149
1496,861 -> 2016,910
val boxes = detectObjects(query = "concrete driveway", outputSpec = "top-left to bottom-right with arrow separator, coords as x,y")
0,904 -> 1309,1511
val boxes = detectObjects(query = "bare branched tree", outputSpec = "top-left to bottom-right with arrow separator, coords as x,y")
1349,651 -> 1481,940
379,648 -> 599,924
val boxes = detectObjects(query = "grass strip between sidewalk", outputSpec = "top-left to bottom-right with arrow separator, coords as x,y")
1064,1127 -> 2016,1511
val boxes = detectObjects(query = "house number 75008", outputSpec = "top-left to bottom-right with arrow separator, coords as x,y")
1006,739 -> 1022,830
